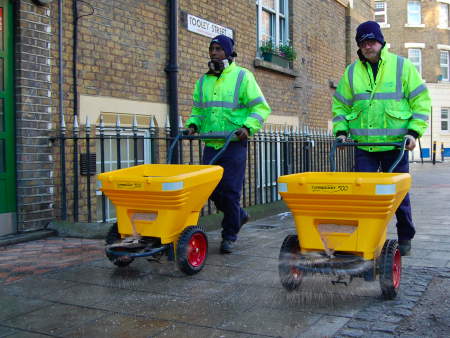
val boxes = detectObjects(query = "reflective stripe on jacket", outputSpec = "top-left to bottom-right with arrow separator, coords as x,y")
332,46 -> 431,152
186,62 -> 271,149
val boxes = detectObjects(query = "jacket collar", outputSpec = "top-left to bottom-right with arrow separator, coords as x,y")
206,61 -> 236,76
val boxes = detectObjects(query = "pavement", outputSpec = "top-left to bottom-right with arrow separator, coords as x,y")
0,162 -> 449,337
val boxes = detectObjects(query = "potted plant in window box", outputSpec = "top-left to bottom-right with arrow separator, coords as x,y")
260,40 -> 296,68
278,41 -> 297,66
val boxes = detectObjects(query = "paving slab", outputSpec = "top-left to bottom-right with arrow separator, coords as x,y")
0,162 -> 449,337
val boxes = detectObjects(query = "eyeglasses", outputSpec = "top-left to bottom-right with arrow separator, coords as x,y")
359,40 -> 378,48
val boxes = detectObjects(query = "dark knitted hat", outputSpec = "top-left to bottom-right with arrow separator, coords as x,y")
355,21 -> 385,46
210,35 -> 236,58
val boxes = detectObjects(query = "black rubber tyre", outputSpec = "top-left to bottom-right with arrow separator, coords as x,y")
105,223 -> 134,267
176,226 -> 208,275
378,239 -> 401,300
278,234 -> 304,291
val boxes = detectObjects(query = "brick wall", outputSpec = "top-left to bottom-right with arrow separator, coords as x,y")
12,0 -> 373,225
15,0 -> 55,231
382,0 -> 450,83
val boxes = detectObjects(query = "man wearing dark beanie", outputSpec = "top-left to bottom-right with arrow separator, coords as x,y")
186,35 -> 271,254
332,21 -> 431,257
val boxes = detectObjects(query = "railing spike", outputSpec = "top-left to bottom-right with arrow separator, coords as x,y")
132,115 -> 138,130
150,115 -> 155,128
73,115 -> 79,132
85,115 -> 90,133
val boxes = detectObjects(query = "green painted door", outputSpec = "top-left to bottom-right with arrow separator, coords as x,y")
0,0 -> 16,235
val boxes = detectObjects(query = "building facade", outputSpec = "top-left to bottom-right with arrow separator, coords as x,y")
2,0 -> 373,235
375,0 -> 450,160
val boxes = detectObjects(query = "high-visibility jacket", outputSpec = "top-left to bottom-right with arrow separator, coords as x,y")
186,62 -> 271,149
332,46 -> 431,152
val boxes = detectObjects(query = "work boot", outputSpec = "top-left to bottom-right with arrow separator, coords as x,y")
240,213 -> 250,229
220,240 -> 234,254
398,240 -> 411,256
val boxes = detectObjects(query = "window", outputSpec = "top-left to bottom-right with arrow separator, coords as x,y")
440,50 -> 449,81
375,1 -> 387,25
439,3 -> 449,27
442,108 -> 449,132
408,48 -> 422,75
96,128 -> 151,222
407,1 -> 421,25
256,0 -> 289,48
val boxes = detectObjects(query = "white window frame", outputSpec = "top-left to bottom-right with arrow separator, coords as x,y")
441,107 -> 449,133
96,128 -> 151,222
406,1 -> 424,27
440,50 -> 449,81
256,0 -> 289,50
439,2 -> 449,28
375,1 -> 389,27
408,48 -> 422,76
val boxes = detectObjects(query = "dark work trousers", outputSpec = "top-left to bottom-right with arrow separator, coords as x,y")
203,141 -> 248,242
354,148 -> 415,241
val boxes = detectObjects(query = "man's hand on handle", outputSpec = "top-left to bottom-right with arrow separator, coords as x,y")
336,134 -> 347,143
185,125 -> 197,136
235,127 -> 250,141
404,135 -> 416,151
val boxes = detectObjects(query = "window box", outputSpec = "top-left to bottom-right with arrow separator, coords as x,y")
261,52 -> 290,68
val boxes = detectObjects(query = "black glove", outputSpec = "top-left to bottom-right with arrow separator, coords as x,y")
235,127 -> 249,141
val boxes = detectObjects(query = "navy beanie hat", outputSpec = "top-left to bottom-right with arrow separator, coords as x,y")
210,35 -> 236,58
355,21 -> 385,46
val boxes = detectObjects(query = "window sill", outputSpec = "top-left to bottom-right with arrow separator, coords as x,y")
404,23 -> 425,28
380,23 -> 390,28
437,25 -> 450,30
253,58 -> 299,77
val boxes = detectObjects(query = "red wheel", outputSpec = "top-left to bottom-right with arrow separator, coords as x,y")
278,234 -> 304,291
378,239 -> 402,300
176,226 -> 208,275
187,232 -> 207,267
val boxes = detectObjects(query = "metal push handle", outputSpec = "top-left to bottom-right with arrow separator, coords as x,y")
329,137 -> 409,173
167,130 -> 238,165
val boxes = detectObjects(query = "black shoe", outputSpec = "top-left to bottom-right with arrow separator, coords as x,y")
398,240 -> 411,256
220,240 -> 234,254
240,213 -> 250,229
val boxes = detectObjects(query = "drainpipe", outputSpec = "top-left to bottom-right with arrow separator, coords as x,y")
72,0 -> 79,117
165,0 -> 179,163
58,0 -> 67,219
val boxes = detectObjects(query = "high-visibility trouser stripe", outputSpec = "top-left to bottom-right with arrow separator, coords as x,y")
334,92 -> 352,106
350,128 -> 408,136
249,113 -> 264,124
412,113 -> 429,121
408,84 -> 427,100
332,115 -> 346,123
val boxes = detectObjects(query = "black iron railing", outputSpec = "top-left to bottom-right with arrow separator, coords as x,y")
54,116 -> 354,223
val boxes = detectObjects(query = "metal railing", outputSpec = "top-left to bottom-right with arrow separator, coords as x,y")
53,115 -> 354,223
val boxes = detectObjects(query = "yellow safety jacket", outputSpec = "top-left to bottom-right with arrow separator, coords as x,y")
186,62 -> 271,149
332,46 -> 431,152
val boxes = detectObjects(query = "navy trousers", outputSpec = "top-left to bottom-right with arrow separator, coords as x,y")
203,141 -> 248,242
354,148 -> 415,241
